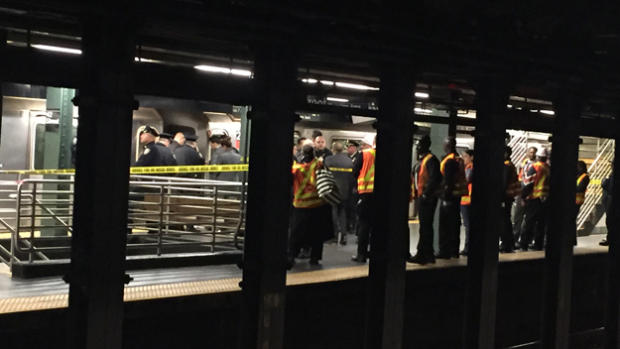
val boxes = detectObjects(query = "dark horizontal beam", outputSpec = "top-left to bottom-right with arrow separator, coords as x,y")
0,46 -> 616,139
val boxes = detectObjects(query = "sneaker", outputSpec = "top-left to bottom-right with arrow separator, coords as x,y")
600,239 -> 610,246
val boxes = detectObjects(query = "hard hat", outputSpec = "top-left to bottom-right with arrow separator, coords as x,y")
361,134 -> 376,146
536,147 -> 549,158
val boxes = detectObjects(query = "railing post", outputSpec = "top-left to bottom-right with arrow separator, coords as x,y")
606,116 -> 620,348
363,64 -> 415,349
237,43 -> 297,349
67,4 -> 137,349
541,88 -> 581,348
463,80 -> 510,349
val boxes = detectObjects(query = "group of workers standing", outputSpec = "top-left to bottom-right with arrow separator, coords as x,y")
289,129 -> 602,267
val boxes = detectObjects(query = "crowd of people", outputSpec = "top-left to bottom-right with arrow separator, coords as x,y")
288,130 -> 613,267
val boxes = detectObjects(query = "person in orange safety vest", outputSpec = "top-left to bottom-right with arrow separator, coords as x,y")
459,149 -> 474,256
574,160 -> 590,245
408,135 -> 441,265
437,137 -> 466,259
288,140 -> 334,267
351,134 -> 376,263
519,147 -> 550,251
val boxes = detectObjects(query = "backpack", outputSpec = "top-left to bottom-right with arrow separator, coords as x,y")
316,167 -> 342,206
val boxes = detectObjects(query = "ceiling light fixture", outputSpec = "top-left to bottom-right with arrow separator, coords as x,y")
414,107 -> 433,114
302,78 -> 318,84
32,44 -> 82,55
320,80 -> 335,86
414,92 -> 430,99
335,82 -> 379,91
326,97 -> 349,103
540,110 -> 555,115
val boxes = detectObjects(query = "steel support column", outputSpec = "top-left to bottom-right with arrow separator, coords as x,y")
606,116 -> 620,348
364,66 -> 415,349
541,91 -> 581,348
463,82 -> 509,349
0,29 -> 5,148
237,44 -> 297,349
67,7 -> 137,349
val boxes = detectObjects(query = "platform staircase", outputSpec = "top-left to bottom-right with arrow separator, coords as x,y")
577,139 -> 614,236
508,132 -> 530,169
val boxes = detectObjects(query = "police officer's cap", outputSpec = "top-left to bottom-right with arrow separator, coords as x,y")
347,140 -> 359,147
159,132 -> 173,140
140,125 -> 159,137
185,134 -> 198,142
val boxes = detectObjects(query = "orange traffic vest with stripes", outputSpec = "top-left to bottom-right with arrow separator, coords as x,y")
292,159 -> 324,208
357,148 -> 376,194
576,173 -> 589,205
505,160 -> 522,198
530,161 -> 550,199
440,153 -> 468,196
416,153 -> 434,198
460,163 -> 474,206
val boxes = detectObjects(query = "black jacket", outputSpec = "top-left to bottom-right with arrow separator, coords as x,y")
325,153 -> 354,201
174,145 -> 204,166
136,142 -> 177,167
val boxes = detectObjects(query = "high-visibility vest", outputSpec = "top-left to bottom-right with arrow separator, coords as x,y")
440,153 -> 468,196
357,148 -> 376,194
292,159 -> 324,208
416,153 -> 434,198
460,163 -> 473,206
576,173 -> 589,205
531,161 -> 550,199
505,160 -> 522,198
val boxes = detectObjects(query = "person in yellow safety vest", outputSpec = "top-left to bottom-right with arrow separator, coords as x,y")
288,140 -> 334,267
574,160 -> 590,245
351,134 -> 376,263
513,146 -> 538,248
519,147 -> 550,251
459,149 -> 474,256
436,137 -> 467,259
408,135 -> 442,265
500,146 -> 522,253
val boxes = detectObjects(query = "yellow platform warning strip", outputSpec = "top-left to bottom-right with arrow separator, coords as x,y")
0,246 -> 607,315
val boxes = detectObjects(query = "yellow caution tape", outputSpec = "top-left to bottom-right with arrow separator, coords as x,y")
0,164 -> 249,175
329,167 -> 353,173
0,164 -> 352,175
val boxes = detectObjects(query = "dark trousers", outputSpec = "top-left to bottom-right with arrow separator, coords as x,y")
513,196 -> 526,243
347,192 -> 359,234
460,204 -> 471,253
520,198 -> 547,249
417,197 -> 438,257
439,199 -> 461,256
356,194 -> 375,258
332,201 -> 348,236
500,200 -> 515,250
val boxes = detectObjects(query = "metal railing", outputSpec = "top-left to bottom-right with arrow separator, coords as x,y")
0,174 -> 246,268
577,139 -> 615,230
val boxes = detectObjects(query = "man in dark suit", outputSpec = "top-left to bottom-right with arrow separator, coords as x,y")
325,141 -> 354,245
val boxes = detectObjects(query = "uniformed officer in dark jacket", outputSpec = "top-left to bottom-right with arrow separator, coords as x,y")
135,125 -> 177,167
174,134 -> 205,178
346,140 -> 362,234
325,141 -> 354,245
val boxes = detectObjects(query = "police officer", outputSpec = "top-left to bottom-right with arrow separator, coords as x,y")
409,135 -> 441,265
174,134 -> 204,166
437,137 -> 465,259
135,125 -> 176,167
519,147 -> 551,251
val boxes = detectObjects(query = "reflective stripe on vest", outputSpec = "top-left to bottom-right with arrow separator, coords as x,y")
460,163 -> 473,206
440,153 -> 456,176
417,153 -> 434,197
576,173 -> 588,205
292,159 -> 323,208
441,153 -> 468,196
357,149 -> 376,194
531,161 -> 550,199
